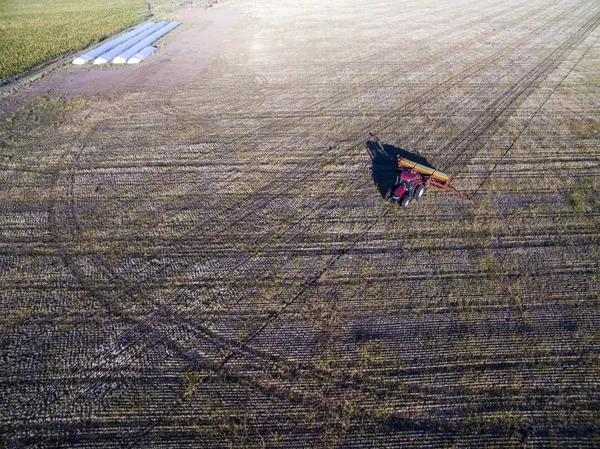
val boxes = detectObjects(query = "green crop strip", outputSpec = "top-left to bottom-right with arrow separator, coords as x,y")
0,0 -> 149,81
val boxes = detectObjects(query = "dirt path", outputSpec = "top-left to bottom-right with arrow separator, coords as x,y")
37,6 -> 239,95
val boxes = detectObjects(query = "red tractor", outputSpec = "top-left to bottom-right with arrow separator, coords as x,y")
365,136 -> 468,208
386,157 -> 468,208
386,170 -> 425,208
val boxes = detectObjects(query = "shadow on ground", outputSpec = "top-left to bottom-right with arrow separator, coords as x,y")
365,138 -> 433,198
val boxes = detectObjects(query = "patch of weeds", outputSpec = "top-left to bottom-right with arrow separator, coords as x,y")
358,339 -> 388,369
567,178 -> 598,215
1,94 -> 84,153
506,277 -> 525,311
569,118 -> 600,139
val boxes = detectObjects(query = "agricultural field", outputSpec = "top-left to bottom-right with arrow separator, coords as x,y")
0,0 -> 150,82
1,0 -> 600,447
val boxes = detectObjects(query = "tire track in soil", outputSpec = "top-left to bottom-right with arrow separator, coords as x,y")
250,0 -> 589,190
180,0 -> 556,131
4,128 -> 382,432
468,26 -> 600,198
55,0 -> 572,262
5,1 -> 596,445
54,126 -> 101,286
0,0 -> 563,202
431,8 -> 600,182
123,329 -> 598,448
3,0 -> 551,252
121,3 -> 600,444
12,0 -> 582,421
124,210 -> 598,445
4,179 -> 370,440
369,0 -> 598,151
125,247 -> 599,444
17,169 -> 383,428
8,200 -> 596,440
176,0 -> 548,123
122,207 -> 393,449
0,0 -> 577,373
27,12 -> 515,329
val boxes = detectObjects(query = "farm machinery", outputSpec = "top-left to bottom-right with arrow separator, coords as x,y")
386,157 -> 468,208
366,137 -> 468,208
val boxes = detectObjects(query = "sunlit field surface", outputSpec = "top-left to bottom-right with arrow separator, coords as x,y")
1,0 -> 599,446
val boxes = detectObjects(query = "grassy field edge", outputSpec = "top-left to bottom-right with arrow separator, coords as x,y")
0,0 -> 152,83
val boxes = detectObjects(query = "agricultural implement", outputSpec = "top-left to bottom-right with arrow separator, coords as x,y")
387,157 -> 468,208
367,137 -> 468,208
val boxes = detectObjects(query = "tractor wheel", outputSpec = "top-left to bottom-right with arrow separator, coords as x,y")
384,188 -> 392,201
401,196 -> 411,208
415,185 -> 425,200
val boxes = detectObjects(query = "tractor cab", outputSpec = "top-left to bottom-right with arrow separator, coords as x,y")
399,170 -> 418,185
388,170 -> 425,208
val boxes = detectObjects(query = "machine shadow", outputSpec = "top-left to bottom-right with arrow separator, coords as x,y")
364,139 -> 433,198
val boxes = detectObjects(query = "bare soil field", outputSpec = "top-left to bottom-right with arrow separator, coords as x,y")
1,0 -> 599,447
